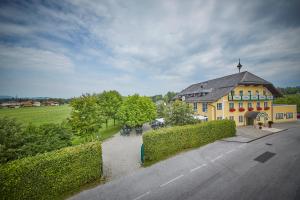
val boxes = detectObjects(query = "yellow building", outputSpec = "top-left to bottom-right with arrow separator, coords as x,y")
175,71 -> 297,126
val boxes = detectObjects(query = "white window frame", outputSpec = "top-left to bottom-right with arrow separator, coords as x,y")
202,103 -> 208,112
239,115 -> 244,123
217,103 -> 222,110
238,102 -> 243,108
193,102 -> 198,112
248,102 -> 252,108
276,113 -> 284,119
286,112 -> 293,119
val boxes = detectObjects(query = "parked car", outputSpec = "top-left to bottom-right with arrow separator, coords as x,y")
150,118 -> 165,129
297,113 -> 300,119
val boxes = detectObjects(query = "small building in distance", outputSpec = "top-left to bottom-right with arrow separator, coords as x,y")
21,101 -> 33,107
44,101 -> 59,106
33,101 -> 41,107
0,101 -> 21,108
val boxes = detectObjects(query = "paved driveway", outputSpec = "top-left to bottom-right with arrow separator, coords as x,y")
102,124 -> 151,181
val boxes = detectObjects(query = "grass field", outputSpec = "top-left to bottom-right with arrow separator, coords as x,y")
0,105 -> 71,126
0,105 -> 121,142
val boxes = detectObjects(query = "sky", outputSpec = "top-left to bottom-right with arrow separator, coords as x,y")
0,0 -> 300,98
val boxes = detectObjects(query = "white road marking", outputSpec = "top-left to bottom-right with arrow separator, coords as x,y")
190,164 -> 207,172
133,191 -> 151,200
225,149 -> 236,154
211,154 -> 223,162
160,174 -> 184,187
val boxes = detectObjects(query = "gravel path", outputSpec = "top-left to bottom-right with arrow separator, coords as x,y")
102,124 -> 151,181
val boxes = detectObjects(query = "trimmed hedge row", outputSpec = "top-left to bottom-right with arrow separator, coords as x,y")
143,120 -> 236,164
0,142 -> 102,200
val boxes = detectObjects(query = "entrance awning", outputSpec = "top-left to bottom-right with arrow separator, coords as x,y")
245,111 -> 260,119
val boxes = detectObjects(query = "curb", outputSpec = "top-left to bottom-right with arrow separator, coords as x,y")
221,128 -> 289,144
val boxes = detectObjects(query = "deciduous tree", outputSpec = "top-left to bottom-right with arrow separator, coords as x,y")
117,94 -> 156,127
69,94 -> 104,136
97,90 -> 122,127
165,100 -> 196,126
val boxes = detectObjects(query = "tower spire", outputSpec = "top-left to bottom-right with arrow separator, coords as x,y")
237,58 -> 242,73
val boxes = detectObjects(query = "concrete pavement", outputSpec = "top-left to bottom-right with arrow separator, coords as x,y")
71,126 -> 300,200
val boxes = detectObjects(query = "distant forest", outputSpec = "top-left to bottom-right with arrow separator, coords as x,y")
277,86 -> 300,95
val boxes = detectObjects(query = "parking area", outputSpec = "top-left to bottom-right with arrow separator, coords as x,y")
102,124 -> 151,181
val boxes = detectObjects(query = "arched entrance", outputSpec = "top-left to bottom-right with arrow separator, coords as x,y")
245,111 -> 259,126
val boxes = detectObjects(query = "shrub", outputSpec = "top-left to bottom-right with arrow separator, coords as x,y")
143,120 -> 236,164
0,142 -> 102,200
0,117 -> 72,164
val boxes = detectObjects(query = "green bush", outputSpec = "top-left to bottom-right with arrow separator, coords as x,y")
143,120 -> 236,164
0,142 -> 102,200
0,117 -> 72,164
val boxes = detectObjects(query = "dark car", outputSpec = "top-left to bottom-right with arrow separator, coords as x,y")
297,113 -> 300,119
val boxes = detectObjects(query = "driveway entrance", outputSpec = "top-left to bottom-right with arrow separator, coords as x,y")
102,124 -> 151,181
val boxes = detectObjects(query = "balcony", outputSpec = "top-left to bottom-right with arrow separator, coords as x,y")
228,95 -> 273,101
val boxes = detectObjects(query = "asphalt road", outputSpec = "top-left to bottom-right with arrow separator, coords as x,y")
71,127 -> 300,200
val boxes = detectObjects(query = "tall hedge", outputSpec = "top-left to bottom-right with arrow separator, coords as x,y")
0,142 -> 102,200
143,120 -> 236,164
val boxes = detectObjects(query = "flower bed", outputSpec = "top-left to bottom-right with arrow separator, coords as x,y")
257,107 -> 262,111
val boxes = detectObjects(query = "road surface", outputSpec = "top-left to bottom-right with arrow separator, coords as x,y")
71,126 -> 300,200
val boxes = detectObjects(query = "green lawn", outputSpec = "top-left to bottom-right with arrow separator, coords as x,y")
0,105 -> 121,143
0,105 -> 71,126
72,120 -> 122,145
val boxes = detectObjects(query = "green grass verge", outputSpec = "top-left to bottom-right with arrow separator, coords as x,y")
0,105 -> 71,126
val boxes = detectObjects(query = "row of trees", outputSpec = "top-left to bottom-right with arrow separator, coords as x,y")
277,86 -> 300,95
68,91 -> 157,136
1,90 -> 193,163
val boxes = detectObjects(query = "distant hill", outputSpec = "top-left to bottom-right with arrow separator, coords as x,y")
0,96 -> 13,99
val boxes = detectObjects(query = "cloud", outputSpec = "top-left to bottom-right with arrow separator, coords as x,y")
0,0 -> 300,97
0,45 -> 74,72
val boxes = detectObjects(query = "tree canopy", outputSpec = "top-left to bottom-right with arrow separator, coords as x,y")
165,100 -> 196,126
97,90 -> 122,127
68,94 -> 104,136
117,94 -> 156,127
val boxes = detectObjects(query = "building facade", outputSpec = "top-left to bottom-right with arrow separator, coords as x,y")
175,71 -> 297,126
